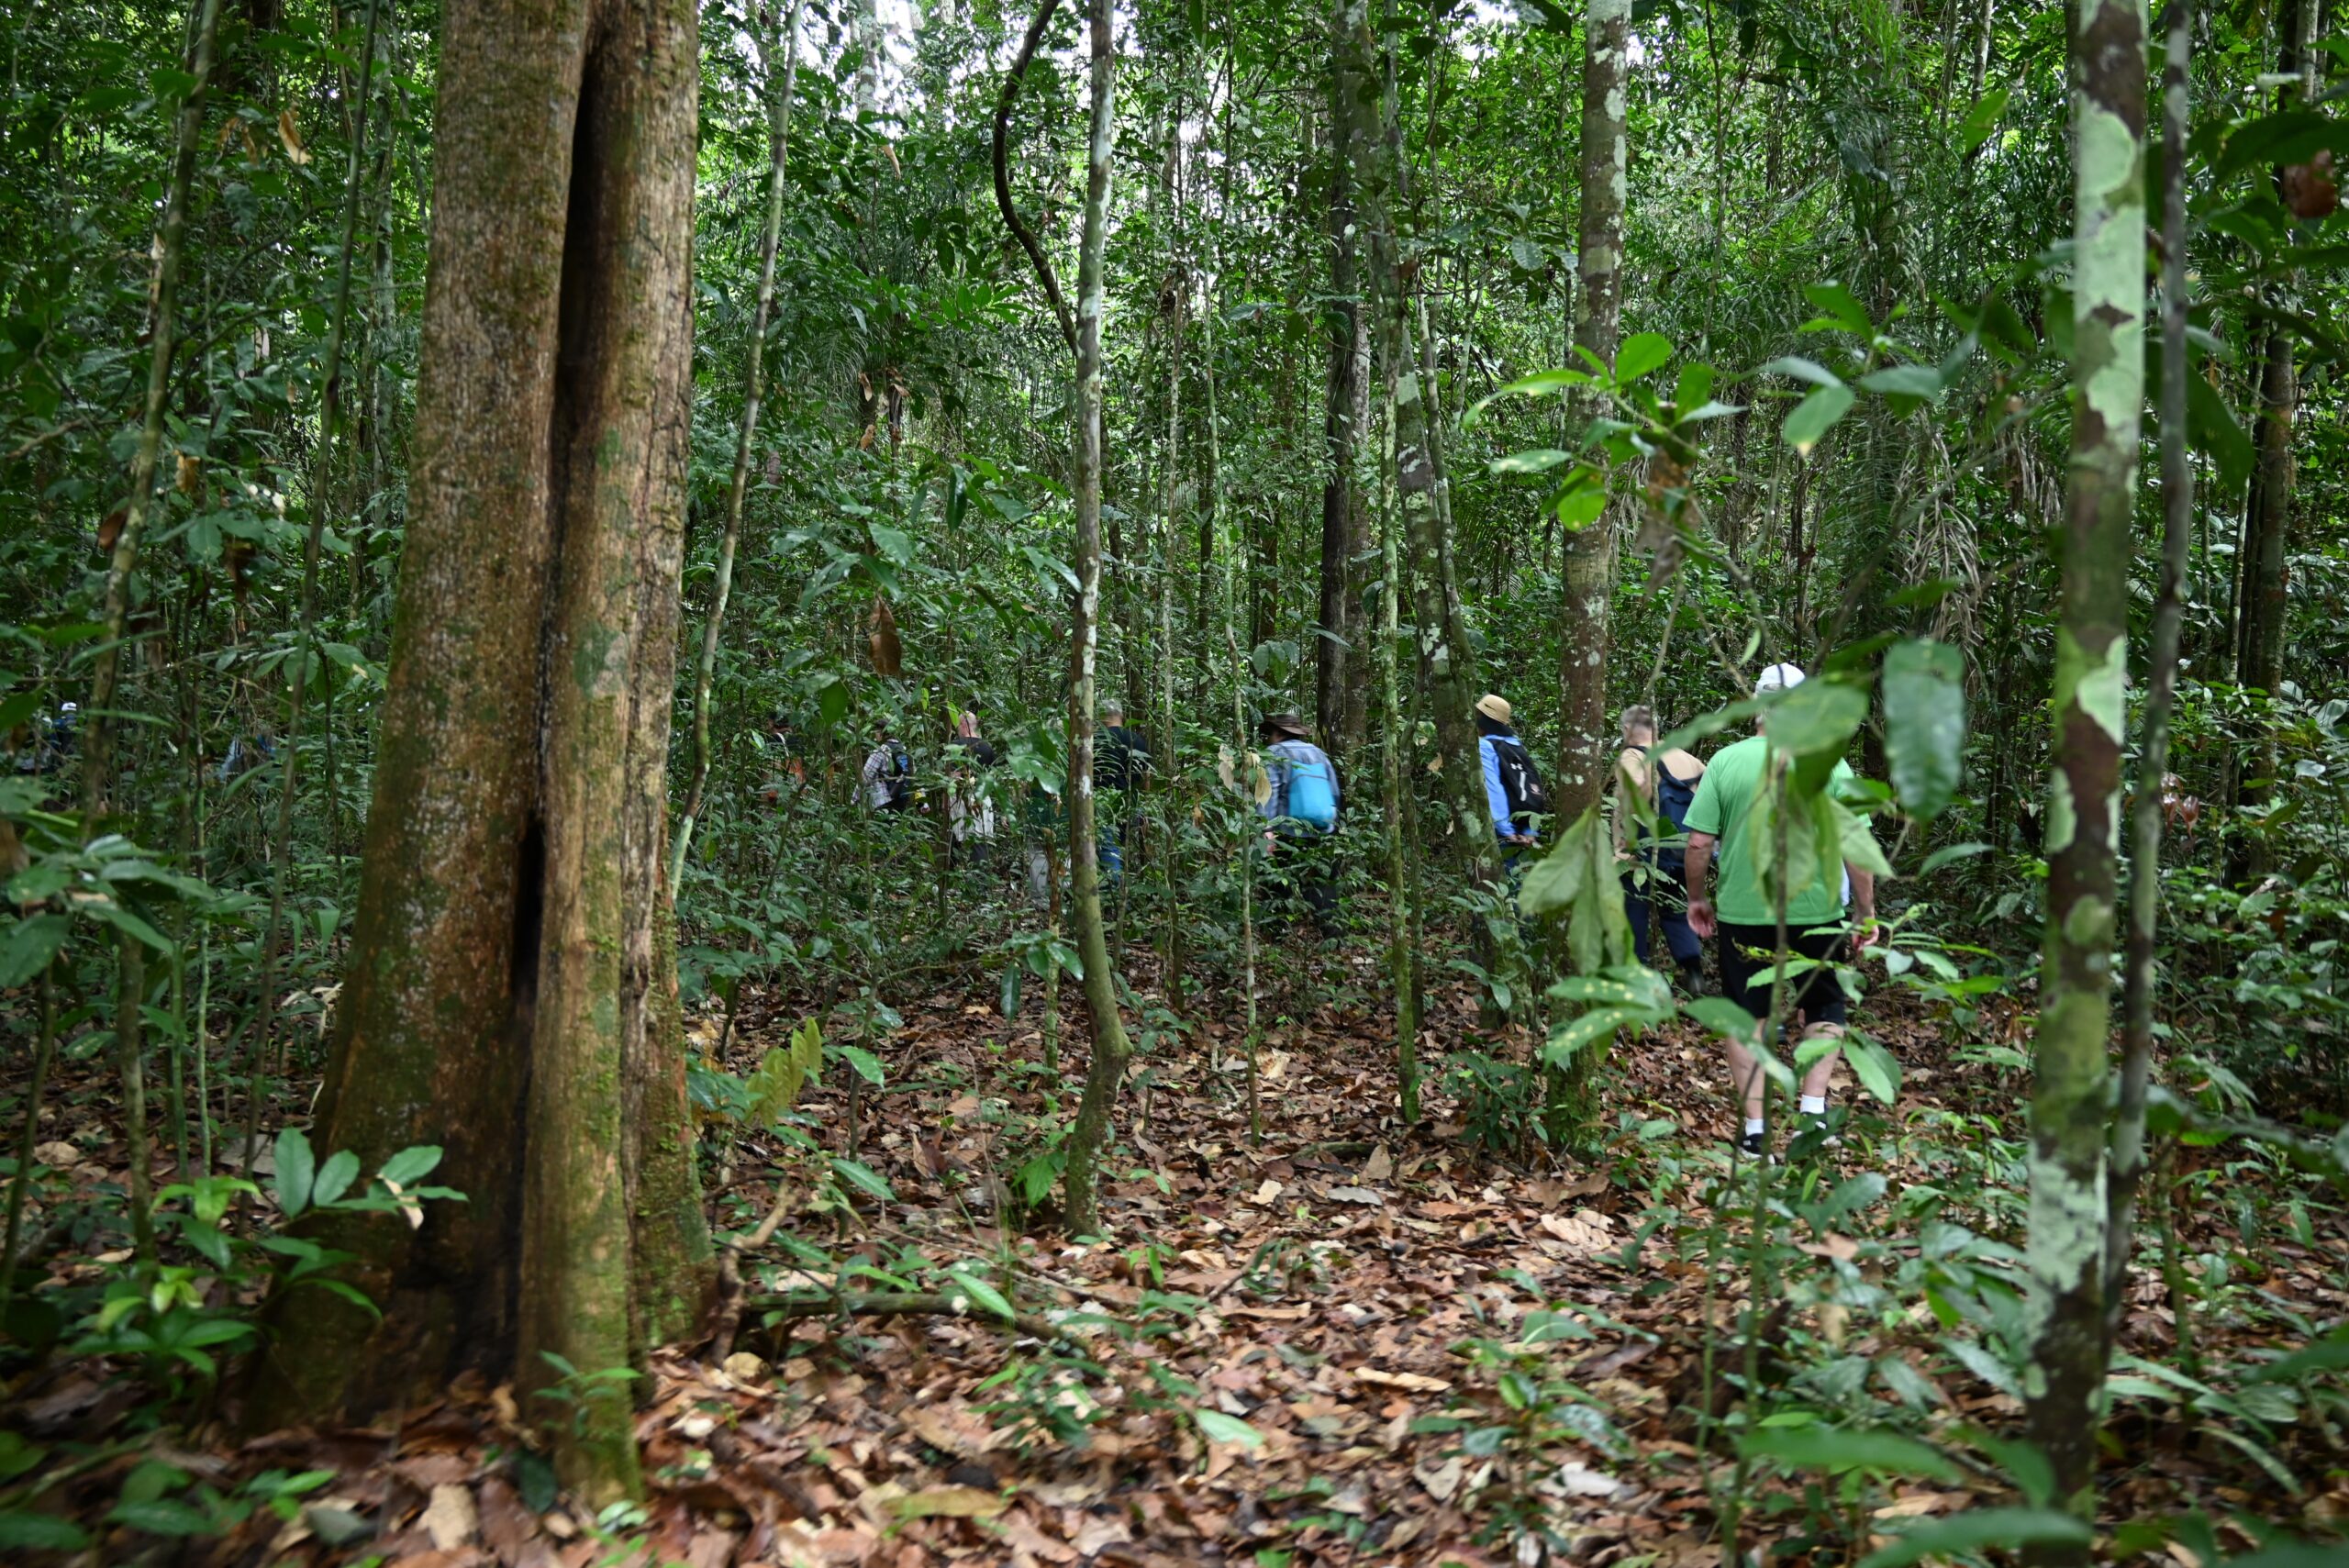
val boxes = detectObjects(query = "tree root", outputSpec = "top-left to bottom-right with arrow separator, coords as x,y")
739,1290 -> 1076,1347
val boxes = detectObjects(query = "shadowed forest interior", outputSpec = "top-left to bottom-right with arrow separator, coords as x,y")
5,0 -> 2349,1563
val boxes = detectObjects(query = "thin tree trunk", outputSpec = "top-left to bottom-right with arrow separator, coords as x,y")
1378,344 -> 1419,1120
1316,31 -> 1366,756
2026,0 -> 2144,1530
1556,0 -> 1631,827
81,0 -> 224,832
1055,0 -> 1130,1239
2108,0 -> 2192,1332
1339,0 -> 1500,894
672,0 -> 803,895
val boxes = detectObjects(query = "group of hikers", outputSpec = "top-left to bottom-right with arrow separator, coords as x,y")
841,660 -> 1877,1159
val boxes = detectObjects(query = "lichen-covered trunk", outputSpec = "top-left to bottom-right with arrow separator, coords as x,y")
1555,0 -> 1630,828
2027,0 -> 2143,1528
1337,0 -> 1498,891
2109,0 -> 2192,1335
253,0 -> 710,1500
1058,0 -> 1130,1239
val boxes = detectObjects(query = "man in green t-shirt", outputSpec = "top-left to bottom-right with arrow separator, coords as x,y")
1683,663 -> 1879,1159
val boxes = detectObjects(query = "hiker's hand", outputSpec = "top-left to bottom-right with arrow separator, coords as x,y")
1687,897 -> 1717,939
1853,916 -> 1883,952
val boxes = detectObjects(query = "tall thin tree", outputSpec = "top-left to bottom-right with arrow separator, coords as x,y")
2027,0 -> 2145,1524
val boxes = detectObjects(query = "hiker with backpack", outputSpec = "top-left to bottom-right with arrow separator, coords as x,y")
861,721 -> 916,814
1257,712 -> 1341,937
1614,704 -> 1708,995
1475,695 -> 1548,864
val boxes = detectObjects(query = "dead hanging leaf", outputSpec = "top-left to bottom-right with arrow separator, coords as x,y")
277,109 -> 311,165
96,507 -> 127,553
859,422 -> 877,450
867,596 -> 902,677
1246,751 -> 1271,805
2285,150 -> 2339,220
884,141 -> 902,176
175,452 -> 201,494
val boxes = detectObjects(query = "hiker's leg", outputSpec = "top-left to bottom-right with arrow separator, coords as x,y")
1715,923 -> 1772,1125
1623,871 -> 1654,963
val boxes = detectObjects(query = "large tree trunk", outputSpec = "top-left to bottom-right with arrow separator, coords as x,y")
1315,39 -> 1370,761
2026,0 -> 2143,1531
1056,0 -> 1131,1239
251,0 -> 710,1504
1337,0 -> 1499,892
1554,0 -> 1631,828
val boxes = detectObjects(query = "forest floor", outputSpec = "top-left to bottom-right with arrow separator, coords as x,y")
6,933 -> 2349,1566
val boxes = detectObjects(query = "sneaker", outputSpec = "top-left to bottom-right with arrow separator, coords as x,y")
1736,1129 -> 1768,1160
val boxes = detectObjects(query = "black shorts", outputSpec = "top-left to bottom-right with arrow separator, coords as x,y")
1717,921 -> 1848,1029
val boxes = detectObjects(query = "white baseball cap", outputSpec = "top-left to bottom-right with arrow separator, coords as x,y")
1754,662 -> 1807,693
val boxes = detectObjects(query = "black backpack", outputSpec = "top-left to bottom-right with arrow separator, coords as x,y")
1651,759 -> 1699,873
1489,736 -> 1549,833
883,741 -> 914,810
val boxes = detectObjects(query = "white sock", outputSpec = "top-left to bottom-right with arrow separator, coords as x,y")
1743,1118 -> 1766,1138
1799,1095 -> 1826,1117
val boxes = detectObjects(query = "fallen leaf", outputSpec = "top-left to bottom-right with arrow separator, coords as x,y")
1324,1185 -> 1384,1207
420,1484 -> 478,1551
879,1485 -> 1007,1522
1361,1143 -> 1393,1182
1354,1367 -> 1451,1394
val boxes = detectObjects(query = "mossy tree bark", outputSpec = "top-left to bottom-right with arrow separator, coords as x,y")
1315,28 -> 1370,762
1054,0 -> 1132,1239
1337,0 -> 1500,894
1555,0 -> 1630,827
2026,0 -> 2143,1530
251,0 -> 711,1505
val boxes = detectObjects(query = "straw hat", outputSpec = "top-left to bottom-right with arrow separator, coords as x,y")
1474,694 -> 1512,724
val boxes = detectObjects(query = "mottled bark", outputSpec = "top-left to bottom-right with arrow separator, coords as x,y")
1556,0 -> 1630,828
1055,0 -> 1131,1238
2027,0 -> 2143,1529
2109,0 -> 2192,1334
253,0 -> 711,1503
1337,0 -> 1500,891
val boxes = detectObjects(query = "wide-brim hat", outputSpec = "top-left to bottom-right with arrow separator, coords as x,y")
1755,662 -> 1807,693
1475,694 -> 1511,724
1260,711 -> 1311,739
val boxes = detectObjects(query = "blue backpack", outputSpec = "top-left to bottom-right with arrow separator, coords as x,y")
1653,759 -> 1699,873
1278,747 -> 1339,830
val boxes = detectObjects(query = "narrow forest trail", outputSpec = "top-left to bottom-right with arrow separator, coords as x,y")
6,956 -> 2343,1565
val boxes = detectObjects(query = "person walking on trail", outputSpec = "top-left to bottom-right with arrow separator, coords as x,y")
1615,705 -> 1709,996
946,708 -> 999,870
1475,695 -> 1548,861
1682,663 -> 1879,1159
1093,704 -> 1150,884
1257,712 -> 1341,937
861,721 -> 915,813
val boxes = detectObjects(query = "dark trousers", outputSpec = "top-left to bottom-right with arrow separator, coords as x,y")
1625,860 -> 1702,967
1263,830 -> 1339,937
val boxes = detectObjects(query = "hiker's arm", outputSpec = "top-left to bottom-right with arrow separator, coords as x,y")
1844,862 -> 1879,949
1480,742 -> 1514,840
1685,831 -> 1718,938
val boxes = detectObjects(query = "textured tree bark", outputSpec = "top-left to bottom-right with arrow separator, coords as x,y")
1315,24 -> 1369,760
2027,0 -> 2143,1533
251,0 -> 711,1502
1555,0 -> 1630,829
1055,0 -> 1132,1239
2109,0 -> 2192,1337
1337,0 -> 1499,892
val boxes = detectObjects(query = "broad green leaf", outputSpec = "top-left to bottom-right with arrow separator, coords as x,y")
1516,828 -> 1587,919
835,1043 -> 885,1084
1803,281 -> 1873,334
274,1127 -> 317,1219
1684,995 -> 1763,1047
1674,361 -> 1715,411
0,1510 -> 89,1550
2249,1326 -> 2349,1382
1883,639 -> 1965,822
1831,797 -> 1893,879
1491,448 -> 1574,474
1957,85 -> 2010,154
0,914 -> 69,987
1614,332 -> 1673,384
1856,1507 -> 2091,1568
1543,1008 -> 1640,1066
377,1145 -> 444,1186
1740,1422 -> 1962,1482
1555,484 -> 1608,530
84,899 -> 173,953
1857,364 -> 1943,400
1781,384 -> 1856,454
1765,680 -> 1868,761
1919,841 -> 1987,875
1842,1029 -> 1903,1106
1757,355 -> 1844,388
1194,1409 -> 1264,1448
945,1268 -> 1018,1321
830,1156 -> 896,1202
